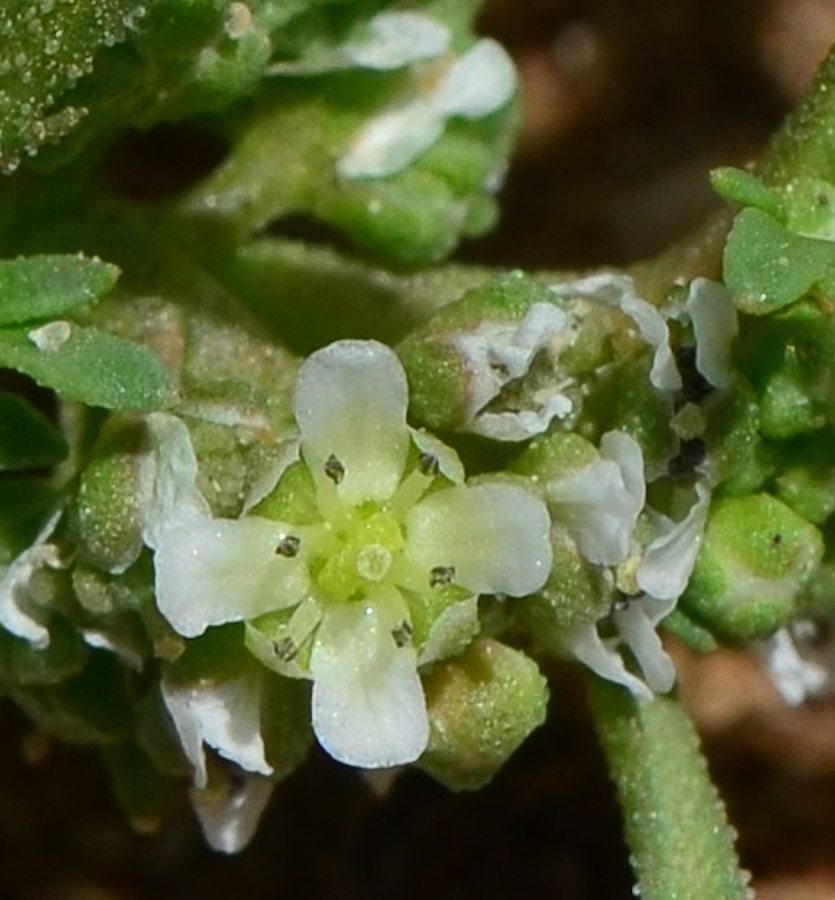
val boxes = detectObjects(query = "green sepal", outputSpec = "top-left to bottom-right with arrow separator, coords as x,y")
584,356 -> 675,478
774,432 -> 835,524
251,457 -> 320,525
418,638 -> 548,791
0,323 -> 172,410
102,741 -> 175,833
660,608 -> 718,654
735,301 -> 835,440
0,391 -> 67,471
11,650 -> 135,744
0,617 -> 89,686
681,493 -> 823,640
723,207 -> 835,314
0,254 -> 119,325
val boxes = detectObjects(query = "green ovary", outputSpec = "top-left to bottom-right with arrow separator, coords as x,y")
315,509 -> 406,603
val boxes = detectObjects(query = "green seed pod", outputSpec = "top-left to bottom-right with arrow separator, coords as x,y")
418,638 -> 548,791
682,493 -> 823,640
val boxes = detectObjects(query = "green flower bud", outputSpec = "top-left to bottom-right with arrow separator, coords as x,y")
682,493 -> 823,639
418,639 -> 548,791
72,414 -> 148,573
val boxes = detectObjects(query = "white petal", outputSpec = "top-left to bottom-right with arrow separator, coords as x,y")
310,598 -> 428,767
337,100 -> 445,180
547,431 -> 645,566
162,669 -> 273,789
191,773 -> 274,854
294,340 -> 410,504
432,39 -> 517,119
686,278 -> 739,389
141,412 -> 211,552
637,482 -> 709,601
620,294 -> 681,392
409,428 -> 465,483
406,483 -> 552,596
611,601 -> 676,693
0,508 -> 63,647
344,11 -> 450,70
417,596 -> 480,665
563,622 -> 653,701
154,517 -> 308,638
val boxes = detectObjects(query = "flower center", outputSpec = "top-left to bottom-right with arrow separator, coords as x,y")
315,508 -> 404,602
355,543 -> 393,582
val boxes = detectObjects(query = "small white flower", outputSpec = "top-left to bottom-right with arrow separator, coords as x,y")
550,272 -> 681,391
153,340 -> 551,768
338,39 -> 517,179
546,432 -> 710,698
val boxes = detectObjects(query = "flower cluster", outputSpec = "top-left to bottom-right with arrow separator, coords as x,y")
152,340 -> 552,771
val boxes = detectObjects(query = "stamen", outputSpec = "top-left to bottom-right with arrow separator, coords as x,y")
324,453 -> 345,485
275,535 -> 301,558
391,620 -> 413,648
273,636 -> 298,661
430,565 -> 455,588
418,452 -> 440,476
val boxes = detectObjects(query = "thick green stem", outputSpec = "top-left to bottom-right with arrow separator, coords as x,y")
759,46 -> 835,185
588,678 -> 751,900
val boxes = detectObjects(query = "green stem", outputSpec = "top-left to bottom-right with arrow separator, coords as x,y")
759,45 -> 835,185
588,678 -> 750,900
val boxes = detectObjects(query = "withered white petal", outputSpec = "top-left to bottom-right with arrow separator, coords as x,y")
547,431 -> 645,566
432,39 -> 517,119
686,278 -> 739,389
162,669 -> 273,789
0,507 -> 63,647
344,11 -> 450,70
190,773 -> 274,854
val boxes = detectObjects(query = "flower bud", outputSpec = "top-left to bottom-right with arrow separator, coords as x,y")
418,639 -> 548,790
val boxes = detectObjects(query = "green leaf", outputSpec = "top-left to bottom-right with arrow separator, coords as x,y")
0,390 -> 67,470
0,475 -> 60,562
0,323 -> 172,410
723,207 -> 835,314
0,254 -> 119,326
0,0 -> 145,171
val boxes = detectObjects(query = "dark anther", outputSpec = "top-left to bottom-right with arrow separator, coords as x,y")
273,636 -> 298,662
667,437 -> 706,483
275,535 -> 301,558
391,620 -> 413,648
430,565 -> 455,588
675,345 -> 713,404
324,454 -> 345,485
418,452 -> 440,476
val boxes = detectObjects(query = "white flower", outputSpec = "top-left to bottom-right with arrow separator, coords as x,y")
338,39 -> 517,179
684,278 -> 738,389
153,340 -> 551,769
546,432 -> 710,699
